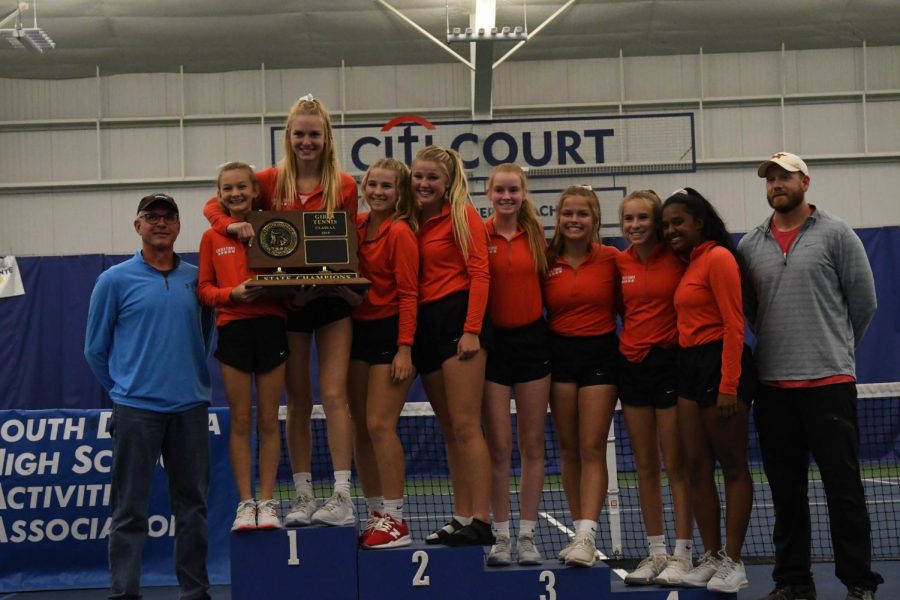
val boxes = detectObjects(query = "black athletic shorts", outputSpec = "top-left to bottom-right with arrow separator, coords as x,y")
215,315 -> 289,373
485,318 -> 550,386
619,346 -> 678,409
286,295 -> 352,333
677,340 -> 757,408
549,332 -> 620,388
351,315 -> 400,365
413,291 -> 492,376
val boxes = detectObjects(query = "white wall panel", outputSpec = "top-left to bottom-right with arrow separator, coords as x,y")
494,60 -> 570,107
267,68 -> 341,114
786,103 -> 863,156
624,55 -> 699,101
183,71 -> 263,115
787,48 -> 862,94
806,165 -> 862,225
0,78 -> 98,121
184,123 -> 263,177
345,65 -> 398,111
392,64 -> 469,111
49,130 -> 98,181
50,192 -> 114,255
2,193 -> 54,255
703,51 -> 781,98
702,106 -> 783,159
858,163 -> 900,228
866,100 -> 900,153
866,46 -> 900,91
102,73 -> 181,118
0,131 -> 53,182
101,127 -> 180,179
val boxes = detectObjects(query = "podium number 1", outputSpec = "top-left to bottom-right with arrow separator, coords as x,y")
412,550 -> 430,586
287,530 -> 300,566
539,570 -> 557,600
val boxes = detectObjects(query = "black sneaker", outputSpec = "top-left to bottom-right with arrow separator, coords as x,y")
444,518 -> 495,546
760,584 -> 817,600
846,586 -> 875,600
425,518 -> 463,545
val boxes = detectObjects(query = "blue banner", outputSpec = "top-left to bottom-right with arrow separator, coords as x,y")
0,407 -> 236,593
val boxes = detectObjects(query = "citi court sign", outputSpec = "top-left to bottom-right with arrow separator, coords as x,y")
272,112 -> 696,179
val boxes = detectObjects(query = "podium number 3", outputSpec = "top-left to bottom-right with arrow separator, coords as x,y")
287,530 -> 300,566
412,550 -> 430,586
539,570 -> 556,600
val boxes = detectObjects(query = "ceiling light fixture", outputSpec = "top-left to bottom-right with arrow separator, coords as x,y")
0,1 -> 55,52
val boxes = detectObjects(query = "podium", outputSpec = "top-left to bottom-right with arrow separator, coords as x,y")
230,526 -> 358,599
231,527 -> 737,600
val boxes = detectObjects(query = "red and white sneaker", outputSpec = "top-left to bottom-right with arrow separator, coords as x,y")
359,511 -> 384,545
362,515 -> 411,549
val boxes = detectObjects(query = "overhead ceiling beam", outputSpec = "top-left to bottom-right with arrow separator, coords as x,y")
470,0 -> 496,118
375,0 -> 473,70
493,0 -> 577,70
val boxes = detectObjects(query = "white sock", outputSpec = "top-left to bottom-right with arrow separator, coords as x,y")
454,515 -> 473,526
293,472 -> 312,496
649,534 -> 667,556
334,470 -> 351,495
576,520 -> 597,538
674,539 -> 693,559
365,496 -> 384,517
493,520 -> 510,537
383,498 -> 404,521
519,520 -> 536,537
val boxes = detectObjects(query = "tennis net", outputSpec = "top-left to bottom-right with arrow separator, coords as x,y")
271,382 -> 900,563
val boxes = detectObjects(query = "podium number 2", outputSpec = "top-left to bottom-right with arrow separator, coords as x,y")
539,570 -> 556,600
412,550 -> 430,586
286,530 -> 300,566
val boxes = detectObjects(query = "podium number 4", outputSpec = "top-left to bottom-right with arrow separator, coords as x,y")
287,530 -> 300,566
539,570 -> 556,600
412,550 -> 430,586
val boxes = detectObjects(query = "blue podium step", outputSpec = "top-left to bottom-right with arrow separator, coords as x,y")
230,525 -> 358,599
230,526 -> 737,600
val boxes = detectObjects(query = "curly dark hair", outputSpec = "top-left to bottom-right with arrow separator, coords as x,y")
662,187 -> 738,257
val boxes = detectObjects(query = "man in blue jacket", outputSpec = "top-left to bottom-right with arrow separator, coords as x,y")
738,153 -> 880,600
85,193 -> 212,600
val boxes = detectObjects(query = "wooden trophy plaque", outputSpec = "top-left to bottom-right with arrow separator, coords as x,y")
245,211 -> 370,288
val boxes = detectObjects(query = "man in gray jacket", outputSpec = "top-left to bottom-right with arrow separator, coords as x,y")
738,152 -> 881,600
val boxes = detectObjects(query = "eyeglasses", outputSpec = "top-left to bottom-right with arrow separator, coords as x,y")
140,212 -> 179,224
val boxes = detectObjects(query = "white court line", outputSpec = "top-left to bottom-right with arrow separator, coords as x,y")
865,478 -> 900,486
540,511 -> 629,580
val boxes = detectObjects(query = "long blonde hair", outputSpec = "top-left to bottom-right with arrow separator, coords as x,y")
413,145 -> 476,260
487,163 -> 547,276
619,189 -> 663,242
274,96 -> 342,216
547,185 -> 602,264
361,158 -> 418,233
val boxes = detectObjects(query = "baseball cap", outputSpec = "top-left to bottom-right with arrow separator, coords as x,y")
757,152 -> 809,177
137,193 -> 179,214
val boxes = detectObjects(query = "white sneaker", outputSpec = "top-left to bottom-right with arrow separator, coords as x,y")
517,533 -> 543,566
256,498 -> 282,529
625,553 -> 669,586
680,550 -> 721,587
285,493 -> 317,527
311,490 -> 355,526
564,533 -> 599,567
557,537 -> 576,562
231,499 -> 257,532
487,534 -> 512,566
654,555 -> 693,586
706,551 -> 748,593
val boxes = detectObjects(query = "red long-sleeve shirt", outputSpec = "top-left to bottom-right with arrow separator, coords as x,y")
352,213 -> 419,346
673,240 -> 744,395
417,202 -> 490,335
616,244 -> 685,363
203,167 -> 359,235
542,243 -> 620,337
486,218 -> 545,329
197,228 -> 286,327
